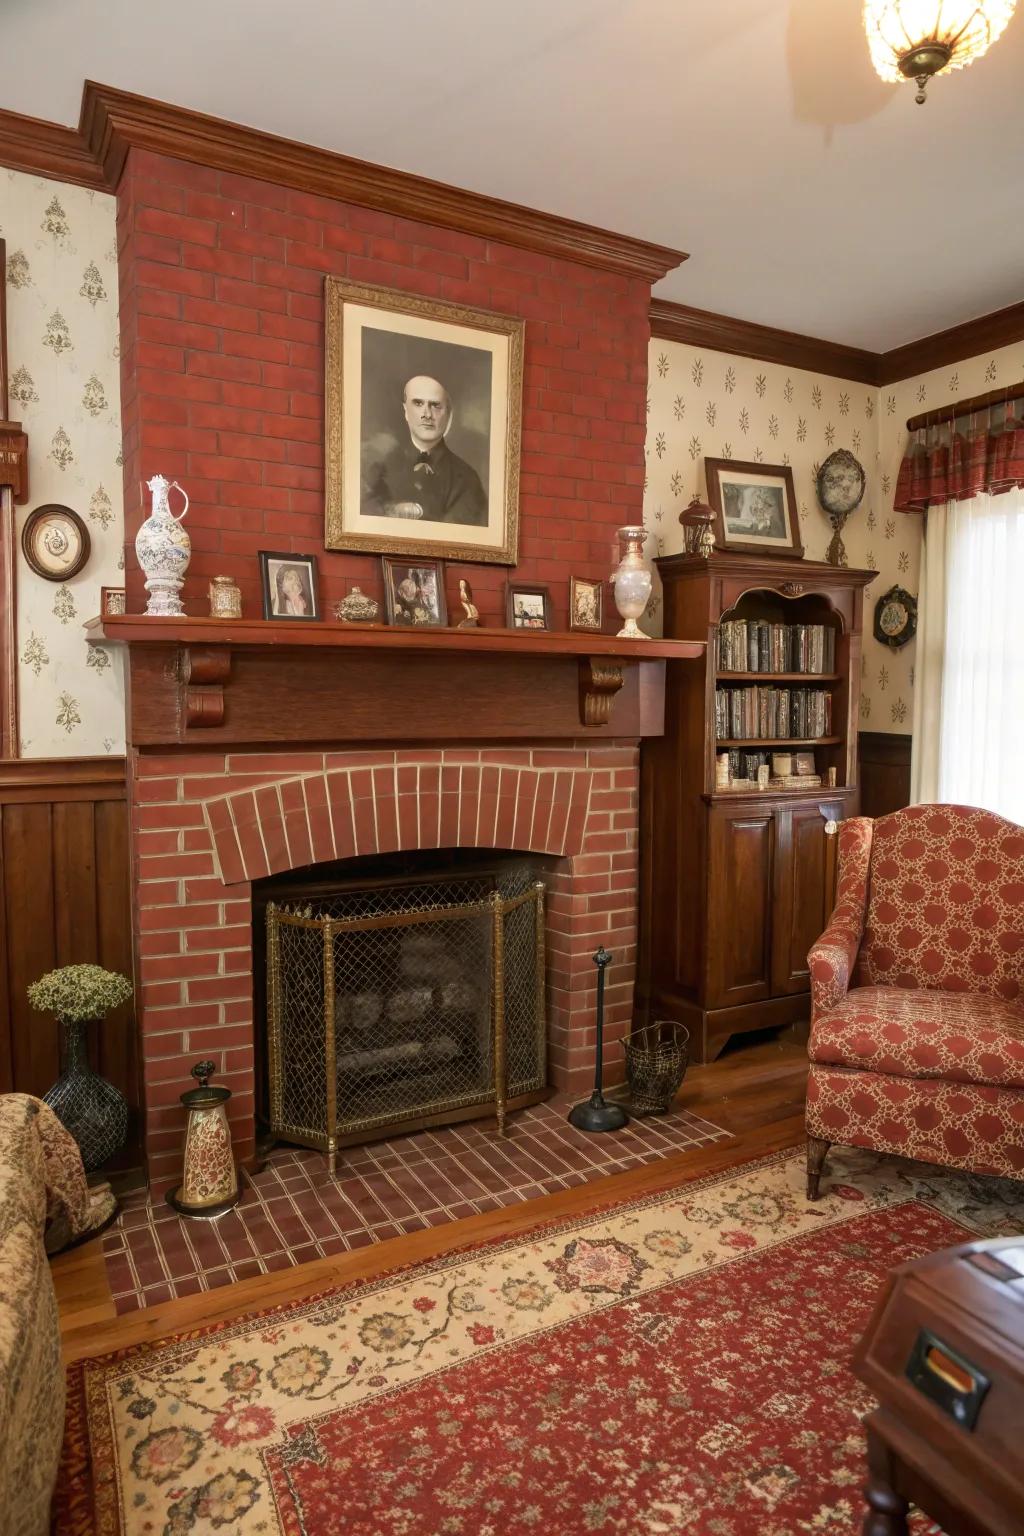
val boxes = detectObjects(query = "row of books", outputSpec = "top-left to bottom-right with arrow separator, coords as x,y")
715,686 -> 833,741
716,619 -> 837,675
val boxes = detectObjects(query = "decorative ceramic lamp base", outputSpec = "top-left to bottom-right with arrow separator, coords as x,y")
167,1061 -> 241,1219
166,1182 -> 242,1220
44,1017 -> 127,1172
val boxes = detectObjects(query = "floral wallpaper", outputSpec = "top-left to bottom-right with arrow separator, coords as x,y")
642,339 -> 919,731
644,336 -> 1024,735
3,168 -> 125,757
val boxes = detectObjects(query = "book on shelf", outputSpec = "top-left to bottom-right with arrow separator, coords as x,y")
715,686 -> 833,741
716,619 -> 836,675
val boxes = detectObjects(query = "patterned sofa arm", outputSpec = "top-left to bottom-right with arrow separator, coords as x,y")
808,817 -> 874,1019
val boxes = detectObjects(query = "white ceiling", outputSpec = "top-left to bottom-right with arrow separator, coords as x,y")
3,0 -> 1022,350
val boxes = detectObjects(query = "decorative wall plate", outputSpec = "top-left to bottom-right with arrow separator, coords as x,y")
873,584 -> 917,649
21,503 -> 91,581
816,449 -> 866,517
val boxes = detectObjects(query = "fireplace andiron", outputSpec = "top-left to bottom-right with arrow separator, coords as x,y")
167,1060 -> 242,1218
568,946 -> 629,1132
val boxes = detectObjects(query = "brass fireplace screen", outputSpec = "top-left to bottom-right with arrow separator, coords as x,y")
265,868 -> 546,1171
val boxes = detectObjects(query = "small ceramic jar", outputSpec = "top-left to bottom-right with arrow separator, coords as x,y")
333,585 -> 380,623
209,574 -> 242,620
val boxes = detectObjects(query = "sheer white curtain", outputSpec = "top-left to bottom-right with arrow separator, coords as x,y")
911,488 -> 1024,821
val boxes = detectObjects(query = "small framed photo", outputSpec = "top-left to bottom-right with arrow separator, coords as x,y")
259,551 -> 321,621
381,557 -> 448,627
569,576 -> 603,632
704,457 -> 803,559
506,582 -> 551,631
100,586 -> 126,617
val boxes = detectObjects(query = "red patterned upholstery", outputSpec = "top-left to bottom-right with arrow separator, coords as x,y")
810,987 -> 1024,1089
855,804 -> 1024,1001
806,1067 -> 1024,1179
806,806 -> 1024,1190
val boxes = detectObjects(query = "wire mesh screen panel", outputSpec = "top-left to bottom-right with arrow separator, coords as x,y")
266,911 -> 330,1146
265,867 -> 546,1166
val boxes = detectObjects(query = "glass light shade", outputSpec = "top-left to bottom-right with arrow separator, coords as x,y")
864,0 -> 1016,82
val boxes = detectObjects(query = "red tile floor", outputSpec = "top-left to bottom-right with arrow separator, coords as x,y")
103,1095 -> 727,1312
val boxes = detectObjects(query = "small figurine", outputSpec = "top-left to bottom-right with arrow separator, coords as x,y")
457,577 -> 479,628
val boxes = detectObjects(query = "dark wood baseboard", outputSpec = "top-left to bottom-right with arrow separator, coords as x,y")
858,731 -> 912,819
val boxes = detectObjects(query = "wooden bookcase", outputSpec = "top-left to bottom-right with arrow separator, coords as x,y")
638,550 -> 876,1062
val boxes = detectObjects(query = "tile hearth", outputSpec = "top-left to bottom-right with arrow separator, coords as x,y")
103,1097 -> 727,1312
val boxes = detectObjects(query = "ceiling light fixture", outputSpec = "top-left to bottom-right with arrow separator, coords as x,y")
863,0 -> 1017,102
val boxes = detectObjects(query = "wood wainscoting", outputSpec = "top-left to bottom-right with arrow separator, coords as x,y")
0,757 -> 140,1169
858,732 -> 912,819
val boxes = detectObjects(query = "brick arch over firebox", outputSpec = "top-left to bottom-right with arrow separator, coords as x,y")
204,761 -> 596,886
132,743 -> 639,1193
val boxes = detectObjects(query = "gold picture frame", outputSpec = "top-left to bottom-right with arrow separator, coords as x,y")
325,278 -> 525,566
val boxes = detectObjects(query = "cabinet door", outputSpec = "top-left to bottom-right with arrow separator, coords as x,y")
772,799 -> 845,995
706,806 -> 775,1008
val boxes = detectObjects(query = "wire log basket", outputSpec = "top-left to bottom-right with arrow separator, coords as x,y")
621,1020 -> 690,1116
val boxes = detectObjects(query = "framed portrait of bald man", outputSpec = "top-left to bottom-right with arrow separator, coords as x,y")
324,278 -> 525,565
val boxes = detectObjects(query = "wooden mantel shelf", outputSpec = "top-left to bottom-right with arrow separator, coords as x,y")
89,613 -> 703,663
89,615 -> 704,747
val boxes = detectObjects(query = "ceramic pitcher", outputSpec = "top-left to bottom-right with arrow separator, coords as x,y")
136,473 -> 191,616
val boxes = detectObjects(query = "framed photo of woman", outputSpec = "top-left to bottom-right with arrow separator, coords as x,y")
259,551 -> 321,621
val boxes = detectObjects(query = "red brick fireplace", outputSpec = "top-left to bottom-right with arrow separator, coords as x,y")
133,732 -> 643,1193
107,139 -> 695,1191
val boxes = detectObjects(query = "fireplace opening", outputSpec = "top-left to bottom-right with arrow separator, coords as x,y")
253,850 -> 553,1169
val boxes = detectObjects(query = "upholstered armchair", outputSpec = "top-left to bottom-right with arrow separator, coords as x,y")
805,804 -> 1024,1198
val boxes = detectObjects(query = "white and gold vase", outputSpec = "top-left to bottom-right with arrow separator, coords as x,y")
612,526 -> 653,639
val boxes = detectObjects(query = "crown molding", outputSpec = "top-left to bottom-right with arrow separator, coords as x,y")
77,82 -> 686,283
0,106 -> 104,190
650,295 -> 1024,389
648,298 -> 881,385
876,300 -> 1024,385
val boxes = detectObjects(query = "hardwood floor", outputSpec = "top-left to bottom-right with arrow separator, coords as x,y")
54,1028 -> 809,1366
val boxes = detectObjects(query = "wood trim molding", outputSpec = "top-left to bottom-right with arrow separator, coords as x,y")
648,299 -> 881,385
650,296 -> 1024,388
0,105 -> 105,190
906,379 -> 1024,431
0,755 -> 127,802
877,300 -> 1024,386
77,82 -> 686,282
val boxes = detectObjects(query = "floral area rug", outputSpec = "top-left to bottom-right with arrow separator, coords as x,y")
58,1148 -> 1024,1536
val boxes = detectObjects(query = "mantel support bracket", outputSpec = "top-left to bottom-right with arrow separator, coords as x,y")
578,657 -> 625,727
182,645 -> 231,730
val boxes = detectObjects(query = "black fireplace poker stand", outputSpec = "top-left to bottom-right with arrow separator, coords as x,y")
568,945 -> 629,1133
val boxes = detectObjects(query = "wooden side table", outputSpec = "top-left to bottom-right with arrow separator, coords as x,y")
853,1236 -> 1024,1536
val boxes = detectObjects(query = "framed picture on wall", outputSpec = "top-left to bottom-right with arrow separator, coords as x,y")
381,556 -> 448,627
324,278 -> 525,566
505,582 -> 551,630
704,458 -> 803,559
259,551 -> 321,621
569,575 -> 603,632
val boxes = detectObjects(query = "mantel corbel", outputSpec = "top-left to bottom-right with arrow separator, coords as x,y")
182,643 -> 231,730
578,656 -> 626,727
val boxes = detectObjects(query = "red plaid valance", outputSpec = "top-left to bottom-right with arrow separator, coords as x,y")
894,399 -> 1024,512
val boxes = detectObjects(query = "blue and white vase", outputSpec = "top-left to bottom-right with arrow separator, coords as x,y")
136,473 -> 191,616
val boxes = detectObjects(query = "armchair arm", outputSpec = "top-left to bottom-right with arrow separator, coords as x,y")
808,816 -> 874,1019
